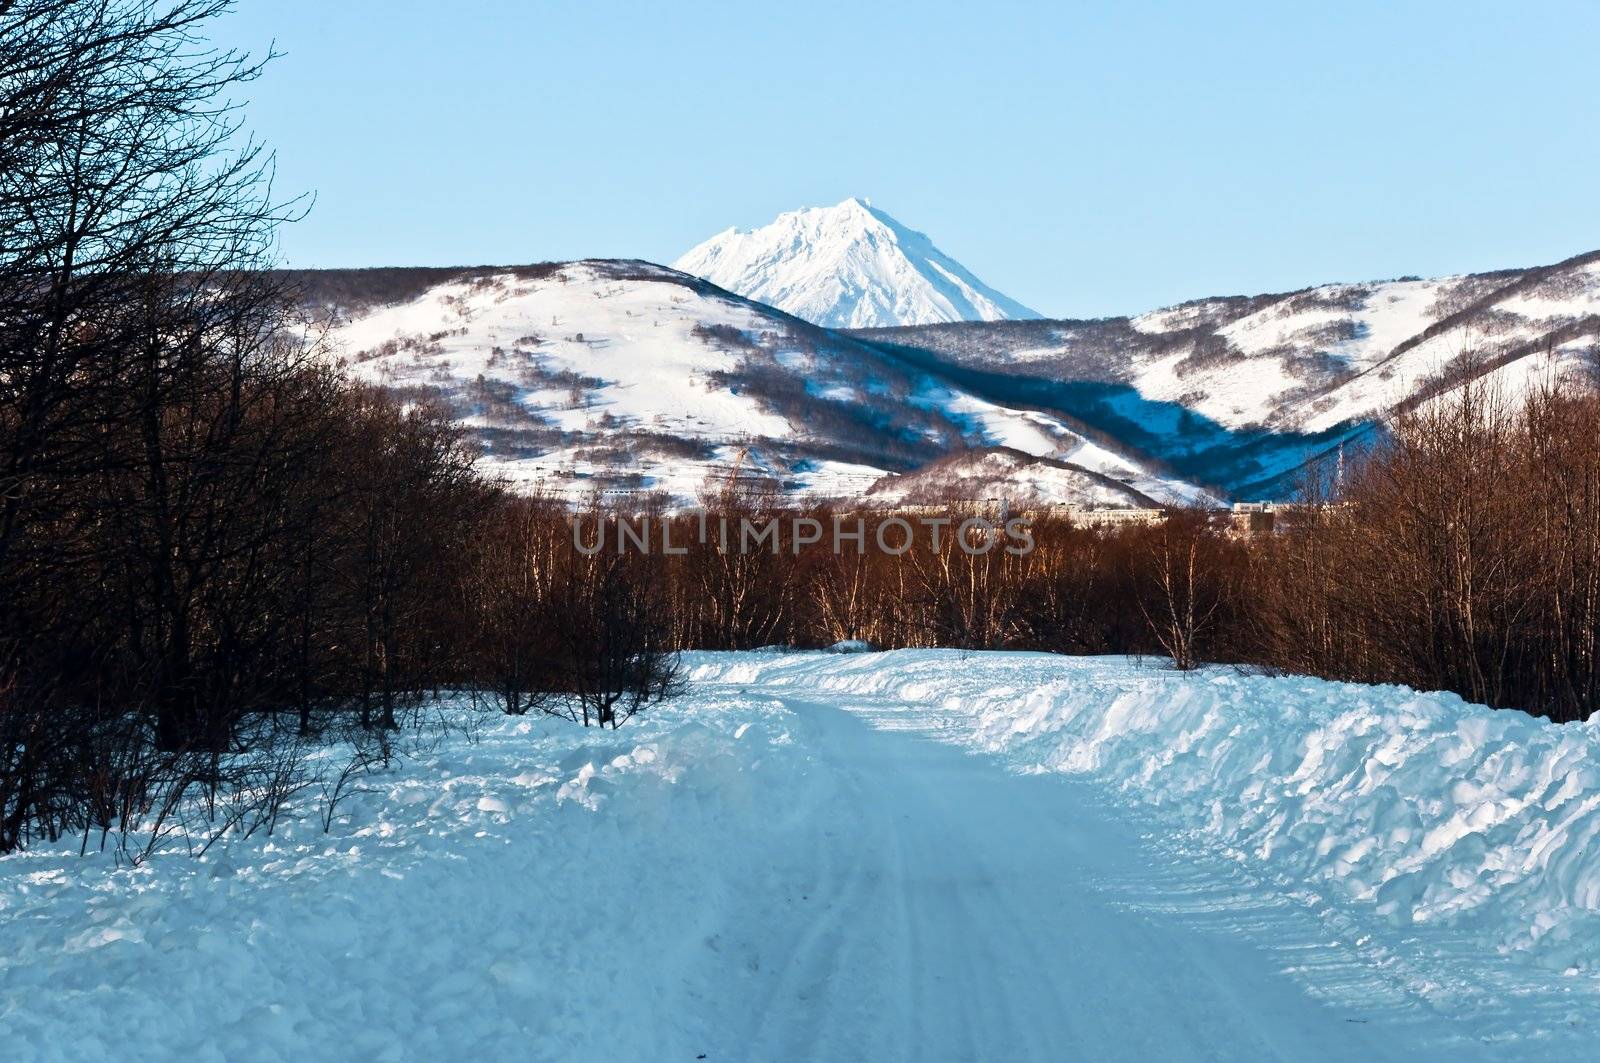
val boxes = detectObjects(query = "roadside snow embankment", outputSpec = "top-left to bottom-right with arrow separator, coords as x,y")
688,650 -> 1600,972
0,695 -> 821,1061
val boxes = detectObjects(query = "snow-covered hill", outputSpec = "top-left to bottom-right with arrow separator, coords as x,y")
672,197 -> 1039,329
300,245 -> 1598,507
863,447 -> 1159,509
304,261 -> 1198,507
862,249 -> 1600,494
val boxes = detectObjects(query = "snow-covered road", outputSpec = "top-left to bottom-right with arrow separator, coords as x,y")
5,651 -> 1598,1060
721,695 -> 1407,1061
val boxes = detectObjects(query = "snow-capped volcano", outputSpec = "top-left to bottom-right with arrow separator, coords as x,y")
672,197 -> 1039,329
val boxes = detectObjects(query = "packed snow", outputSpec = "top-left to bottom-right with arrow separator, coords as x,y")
6,651 -> 1600,1059
673,198 -> 1040,329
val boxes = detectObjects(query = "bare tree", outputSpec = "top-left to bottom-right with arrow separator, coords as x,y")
554,548 -> 681,729
1132,511 -> 1231,671
465,496 -> 564,715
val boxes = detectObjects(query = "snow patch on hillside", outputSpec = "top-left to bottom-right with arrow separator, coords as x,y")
333,264 -> 793,442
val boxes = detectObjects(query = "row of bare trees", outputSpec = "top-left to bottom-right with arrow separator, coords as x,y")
0,0 -> 314,852
1253,370 -> 1600,722
458,499 -> 679,727
456,488 -> 1251,692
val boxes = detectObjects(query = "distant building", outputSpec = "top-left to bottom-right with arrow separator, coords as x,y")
1229,502 -> 1274,536
1059,507 -> 1168,528
1226,502 -> 1319,537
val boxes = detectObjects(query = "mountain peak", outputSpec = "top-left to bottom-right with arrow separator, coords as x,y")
672,200 -> 1039,329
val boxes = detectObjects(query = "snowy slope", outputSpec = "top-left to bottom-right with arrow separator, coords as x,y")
672,197 -> 1040,329
309,246 -> 1598,506
9,652 -> 1600,1059
864,249 -> 1600,494
1128,261 -> 1600,440
863,446 -> 1162,509
308,260 -> 1200,506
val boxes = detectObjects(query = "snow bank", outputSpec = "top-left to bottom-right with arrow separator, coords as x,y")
0,694 -> 820,1060
687,650 -> 1600,972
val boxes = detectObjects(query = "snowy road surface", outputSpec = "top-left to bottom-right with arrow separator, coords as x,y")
5,650 -> 1599,1060
719,697 -> 1408,1061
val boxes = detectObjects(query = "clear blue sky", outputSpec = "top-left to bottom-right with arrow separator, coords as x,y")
218,0 -> 1600,319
